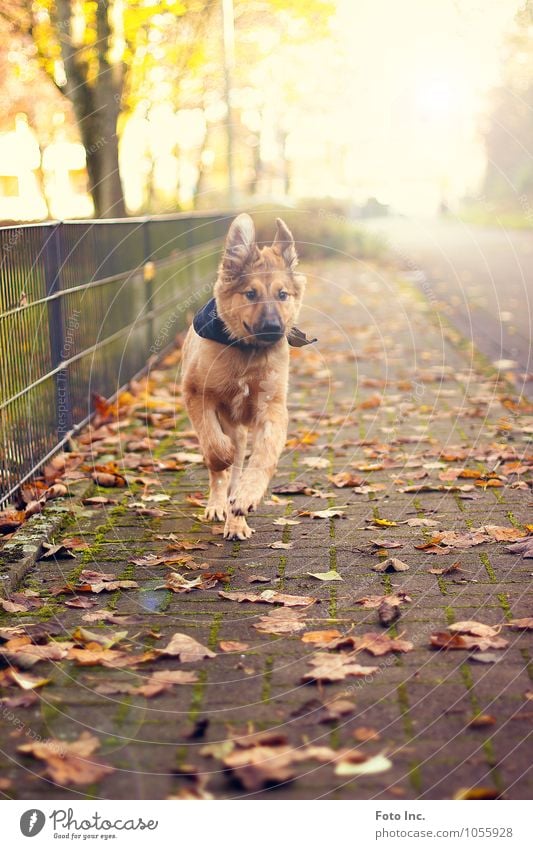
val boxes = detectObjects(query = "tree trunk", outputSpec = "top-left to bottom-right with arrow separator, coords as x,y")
55,0 -> 126,218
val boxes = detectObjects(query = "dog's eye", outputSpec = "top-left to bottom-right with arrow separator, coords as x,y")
278,291 -> 289,301
244,290 -> 256,301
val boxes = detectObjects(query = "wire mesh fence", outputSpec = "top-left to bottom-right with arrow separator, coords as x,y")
0,212 -> 231,506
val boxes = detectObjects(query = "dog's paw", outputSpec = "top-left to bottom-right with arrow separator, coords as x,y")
228,484 -> 261,516
223,515 -> 255,540
204,503 -> 226,522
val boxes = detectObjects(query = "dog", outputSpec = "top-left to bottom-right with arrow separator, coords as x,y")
181,213 -> 314,540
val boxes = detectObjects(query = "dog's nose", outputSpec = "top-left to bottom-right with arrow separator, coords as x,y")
258,320 -> 283,342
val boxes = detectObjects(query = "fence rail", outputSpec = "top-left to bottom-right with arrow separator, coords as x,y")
0,212 -> 231,506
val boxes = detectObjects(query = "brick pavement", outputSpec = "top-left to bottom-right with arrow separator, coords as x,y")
0,259 -> 531,800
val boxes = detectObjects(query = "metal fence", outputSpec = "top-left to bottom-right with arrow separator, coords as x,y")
0,212 -> 231,506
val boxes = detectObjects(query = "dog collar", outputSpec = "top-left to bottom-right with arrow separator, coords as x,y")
192,298 -> 316,350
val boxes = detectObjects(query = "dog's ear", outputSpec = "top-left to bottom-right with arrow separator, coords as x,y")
221,213 -> 257,276
272,217 -> 298,270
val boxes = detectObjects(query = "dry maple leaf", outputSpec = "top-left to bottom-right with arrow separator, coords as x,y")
328,472 -> 365,488
372,557 -> 409,573
254,608 -> 307,636
222,744 -> 299,791
18,732 -> 114,786
2,669 -> 51,690
507,618 -> 533,631
354,592 -> 412,609
219,590 -> 316,607
303,652 -> 379,683
219,641 -> 249,652
505,538 -> 533,559
301,629 -> 342,646
319,699 -> 355,722
430,631 -> 509,651
136,669 -> 198,697
448,621 -> 501,637
159,633 -> 216,663
328,632 -> 413,656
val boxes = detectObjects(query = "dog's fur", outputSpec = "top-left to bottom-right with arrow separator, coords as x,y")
181,213 -> 306,540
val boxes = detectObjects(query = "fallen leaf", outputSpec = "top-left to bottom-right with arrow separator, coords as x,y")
272,517 -> 301,526
18,732 -> 114,786
506,538 -> 533,558
329,472 -> 365,488
453,787 -> 499,800
268,541 -> 293,550
353,727 -> 380,742
302,456 -> 330,469
354,592 -> 412,609
428,562 -> 463,576
303,652 -> 379,683
372,557 -> 409,573
219,590 -> 316,607
222,744 -> 299,790
407,518 -> 439,527
334,752 -> 392,777
328,632 -> 413,656
301,629 -> 342,646
370,538 -> 403,549
219,641 -> 249,652
254,608 -> 307,636
160,633 -> 216,663
372,518 -> 397,527
467,714 -> 497,728
271,482 -> 312,495
307,569 -> 343,581
507,618 -> 533,630
318,699 -> 356,722
430,631 -> 509,651
448,621 -> 501,638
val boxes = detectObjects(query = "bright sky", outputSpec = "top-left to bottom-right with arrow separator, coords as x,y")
289,0 -> 524,214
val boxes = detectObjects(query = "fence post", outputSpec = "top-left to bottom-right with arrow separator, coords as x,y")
142,217 -> 155,352
44,222 -> 72,442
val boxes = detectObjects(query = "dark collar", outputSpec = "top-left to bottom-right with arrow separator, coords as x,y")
193,298 -> 316,350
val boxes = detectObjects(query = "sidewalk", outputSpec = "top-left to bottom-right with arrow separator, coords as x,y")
0,258 -> 532,800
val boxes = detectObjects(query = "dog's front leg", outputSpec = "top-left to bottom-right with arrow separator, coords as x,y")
229,403 -> 288,517
184,390 -> 235,472
223,425 -> 254,540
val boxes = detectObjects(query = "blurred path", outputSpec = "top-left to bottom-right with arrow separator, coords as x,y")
362,216 -> 533,398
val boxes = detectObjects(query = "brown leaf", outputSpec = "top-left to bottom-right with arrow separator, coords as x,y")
219,590 -> 316,607
319,699 -> 355,722
328,632 -> 413,656
468,714 -> 497,728
506,538 -> 533,558
219,641 -> 249,652
372,557 -> 410,573
428,562 -> 463,576
160,633 -> 216,663
136,669 -> 198,697
222,744 -> 299,791
301,629 -> 342,646
430,631 -> 509,651
354,592 -> 412,609
507,618 -> 533,630
271,482 -> 312,495
303,652 -> 379,683
448,621 -> 501,637
453,787 -> 499,800
2,669 -> 51,690
18,732 -> 114,786
40,542 -> 76,560
353,727 -> 381,742
254,608 -> 307,636
328,472 -> 365,488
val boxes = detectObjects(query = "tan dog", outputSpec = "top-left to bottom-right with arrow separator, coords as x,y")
181,213 -> 309,540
